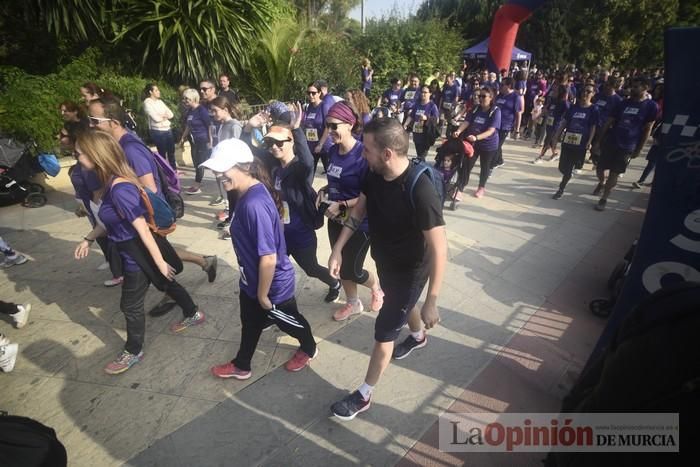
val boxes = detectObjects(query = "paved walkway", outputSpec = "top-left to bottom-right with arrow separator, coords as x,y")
0,138 -> 648,466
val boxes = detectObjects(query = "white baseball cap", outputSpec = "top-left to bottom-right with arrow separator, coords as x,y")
200,138 -> 254,172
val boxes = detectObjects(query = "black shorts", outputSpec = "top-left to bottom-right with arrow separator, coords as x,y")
374,264 -> 430,343
558,145 -> 587,176
598,138 -> 633,174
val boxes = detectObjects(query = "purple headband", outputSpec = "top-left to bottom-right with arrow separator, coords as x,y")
327,101 -> 357,126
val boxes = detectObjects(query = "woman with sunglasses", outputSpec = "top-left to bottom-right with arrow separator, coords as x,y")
403,85 -> 440,161
318,101 -> 383,321
550,85 -> 599,199
262,104 -> 342,303
303,82 -> 333,174
179,88 -> 212,195
73,130 -> 205,375
205,139 -> 318,379
452,87 -> 501,198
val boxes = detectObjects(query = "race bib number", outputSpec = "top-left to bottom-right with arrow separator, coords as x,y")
546,116 -> 555,127
305,128 -> 319,142
404,91 -> 416,100
413,121 -> 424,133
282,201 -> 290,224
564,132 -> 583,146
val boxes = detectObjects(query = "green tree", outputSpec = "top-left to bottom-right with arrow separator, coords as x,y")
519,0 -> 571,69
417,0 -> 500,42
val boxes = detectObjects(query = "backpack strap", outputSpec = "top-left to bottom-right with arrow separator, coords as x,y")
111,176 -> 158,233
403,161 -> 429,210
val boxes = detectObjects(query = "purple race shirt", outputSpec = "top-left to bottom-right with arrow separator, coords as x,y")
98,182 -> 146,272
611,99 -> 658,152
593,92 -> 623,129
326,141 -> 369,232
495,91 -> 523,131
382,88 -> 403,107
186,105 -> 211,142
441,82 -> 461,104
402,87 -> 420,112
273,168 -> 315,251
468,107 -> 501,152
410,101 -> 440,135
362,68 -> 372,90
303,101 -> 332,153
119,133 -> 162,195
545,100 -> 570,130
230,183 -> 295,303
561,104 -> 599,149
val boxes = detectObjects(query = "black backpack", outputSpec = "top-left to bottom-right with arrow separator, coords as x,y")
546,281 -> 700,467
0,415 -> 67,467
403,158 -> 445,211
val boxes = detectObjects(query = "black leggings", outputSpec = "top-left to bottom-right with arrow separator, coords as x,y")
463,149 -> 497,189
413,134 -> 432,161
191,139 -> 210,183
233,293 -> 316,371
327,220 -> 371,284
494,129 -> 509,168
288,238 -> 338,288
313,150 -> 329,174
96,237 -> 123,278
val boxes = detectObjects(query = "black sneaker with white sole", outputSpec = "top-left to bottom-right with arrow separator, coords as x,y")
392,335 -> 427,360
324,281 -> 341,303
331,390 -> 371,421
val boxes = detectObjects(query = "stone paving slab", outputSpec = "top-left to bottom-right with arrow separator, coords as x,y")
0,138 -> 650,466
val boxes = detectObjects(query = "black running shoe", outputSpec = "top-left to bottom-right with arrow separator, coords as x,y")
331,391 -> 371,421
594,199 -> 607,211
148,298 -> 177,317
552,189 -> 563,200
324,281 -> 341,303
392,335 -> 428,360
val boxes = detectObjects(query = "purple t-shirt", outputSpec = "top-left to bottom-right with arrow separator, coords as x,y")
467,107 -> 501,152
119,133 -> 162,195
186,105 -> 211,143
303,101 -> 332,153
561,104 -> 599,149
326,141 -> 369,232
230,183 -> 295,303
611,99 -> 658,152
515,80 -> 527,94
362,68 -> 372,90
495,91 -> 523,131
382,88 -> 403,107
410,101 -> 440,135
461,84 -> 474,102
545,100 -> 570,129
99,182 -> 146,272
441,82 -> 461,104
402,87 -> 420,112
273,168 -> 315,251
593,92 -> 623,129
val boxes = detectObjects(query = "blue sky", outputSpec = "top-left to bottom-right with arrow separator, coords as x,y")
349,0 -> 423,21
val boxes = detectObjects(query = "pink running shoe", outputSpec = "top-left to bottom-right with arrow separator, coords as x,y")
474,187 -> 485,198
333,301 -> 364,321
285,347 -> 318,372
211,362 -> 251,380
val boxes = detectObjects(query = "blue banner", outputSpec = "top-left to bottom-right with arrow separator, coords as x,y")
589,27 -> 700,360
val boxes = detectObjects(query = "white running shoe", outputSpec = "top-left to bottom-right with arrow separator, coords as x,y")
12,303 -> 31,329
0,340 -> 18,372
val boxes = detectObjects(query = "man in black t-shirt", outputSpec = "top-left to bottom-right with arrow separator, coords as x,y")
328,118 -> 447,421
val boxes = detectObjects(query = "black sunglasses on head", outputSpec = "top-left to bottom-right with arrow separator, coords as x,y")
263,138 -> 291,149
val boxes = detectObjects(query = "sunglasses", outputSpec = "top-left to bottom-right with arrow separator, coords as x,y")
325,122 -> 345,130
263,138 -> 291,149
200,87 -> 212,92
88,116 -> 111,124
478,94 -> 489,99
307,91 -> 319,96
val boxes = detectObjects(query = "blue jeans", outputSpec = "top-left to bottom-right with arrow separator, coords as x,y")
150,129 -> 176,169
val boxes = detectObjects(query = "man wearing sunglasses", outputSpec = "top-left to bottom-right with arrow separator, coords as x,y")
88,97 -> 219,312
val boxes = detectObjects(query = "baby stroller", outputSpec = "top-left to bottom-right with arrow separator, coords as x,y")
0,137 -> 48,208
434,138 -> 474,211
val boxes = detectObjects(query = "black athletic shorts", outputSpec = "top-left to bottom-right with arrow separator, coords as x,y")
598,137 -> 634,174
374,263 -> 430,343
558,145 -> 587,176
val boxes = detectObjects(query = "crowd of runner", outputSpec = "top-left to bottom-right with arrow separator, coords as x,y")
1,61 -> 662,421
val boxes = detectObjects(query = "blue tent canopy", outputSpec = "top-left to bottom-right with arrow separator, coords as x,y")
462,38 -> 532,62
